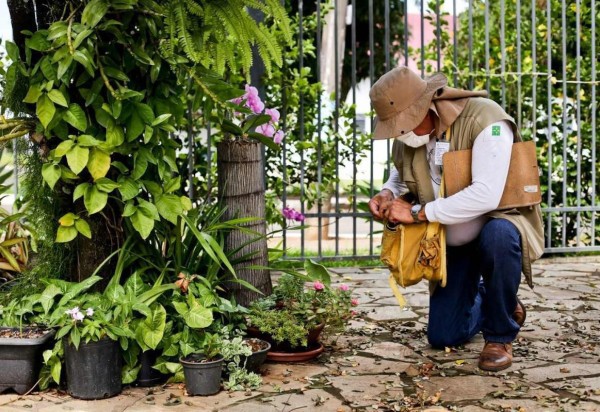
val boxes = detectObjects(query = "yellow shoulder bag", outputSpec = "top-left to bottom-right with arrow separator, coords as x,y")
380,129 -> 451,307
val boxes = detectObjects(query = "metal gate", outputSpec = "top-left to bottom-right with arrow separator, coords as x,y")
275,0 -> 599,259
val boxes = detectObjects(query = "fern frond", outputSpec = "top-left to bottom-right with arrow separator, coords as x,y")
183,0 -> 204,17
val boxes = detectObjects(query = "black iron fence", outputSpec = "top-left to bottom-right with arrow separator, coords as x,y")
270,0 -> 599,260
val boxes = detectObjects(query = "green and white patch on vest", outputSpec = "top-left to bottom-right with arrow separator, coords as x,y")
492,125 -> 501,136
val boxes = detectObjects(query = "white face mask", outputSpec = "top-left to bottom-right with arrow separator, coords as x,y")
396,129 -> 434,148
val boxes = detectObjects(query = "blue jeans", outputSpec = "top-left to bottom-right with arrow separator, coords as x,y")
427,218 -> 522,348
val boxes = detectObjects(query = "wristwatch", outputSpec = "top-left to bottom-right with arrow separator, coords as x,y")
410,204 -> 423,223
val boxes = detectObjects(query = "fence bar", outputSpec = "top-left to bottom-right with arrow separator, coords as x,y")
592,0 -> 598,246
334,0 -> 340,255
316,0 -> 323,257
500,0 -> 506,109
452,0 -> 457,86
298,0 -> 305,256
368,0 -> 375,257
436,0 -> 441,71
545,0 -> 553,248
516,0 -> 521,129
351,1 -> 357,256
484,1 -> 490,92
575,0 -> 582,246
420,0 -> 425,76
560,0 -> 567,248
468,0 -> 473,89
531,0 -> 536,140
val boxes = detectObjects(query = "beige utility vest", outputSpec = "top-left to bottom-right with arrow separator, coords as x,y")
391,97 -> 544,287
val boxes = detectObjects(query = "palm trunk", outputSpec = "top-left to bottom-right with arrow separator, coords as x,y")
217,139 -> 271,306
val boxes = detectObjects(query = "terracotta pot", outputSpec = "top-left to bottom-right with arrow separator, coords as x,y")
266,343 -> 324,362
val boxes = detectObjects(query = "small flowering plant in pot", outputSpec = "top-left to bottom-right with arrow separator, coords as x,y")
48,293 -> 132,400
246,260 -> 357,358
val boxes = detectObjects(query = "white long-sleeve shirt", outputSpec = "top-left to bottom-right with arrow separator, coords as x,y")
382,121 -> 513,246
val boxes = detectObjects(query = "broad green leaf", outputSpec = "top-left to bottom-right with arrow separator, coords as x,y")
184,301 -> 213,329
155,194 -> 183,224
143,125 -> 153,143
40,56 -> 57,81
82,0 -> 109,28
56,225 -> 78,243
95,177 -> 118,193
138,199 -> 159,220
66,144 -> 89,175
304,259 -> 332,286
41,163 -> 62,189
87,148 -> 111,180
5,41 -> 19,62
118,177 -> 139,201
64,104 -> 88,132
163,177 -> 180,194
73,29 -> 93,49
103,67 -> 129,82
57,55 -> 73,80
58,213 -> 77,227
107,124 -> 125,147
247,131 -> 281,151
121,364 -> 141,385
78,134 -> 100,146
39,284 -> 62,314
142,305 -> 166,350
36,94 -> 56,129
181,196 -> 192,211
73,183 -> 89,201
122,202 -> 137,217
84,185 -> 108,214
48,89 -> 68,107
151,113 -> 171,126
75,219 -> 92,238
23,85 -> 43,103
27,31 -> 51,51
131,209 -> 154,239
55,140 -> 75,157
125,112 -> 144,141
136,103 -> 155,124
73,50 -> 95,76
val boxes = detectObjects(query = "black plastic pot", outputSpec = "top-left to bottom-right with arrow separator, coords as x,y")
64,338 -> 122,399
0,327 -> 55,394
180,354 -> 223,396
240,338 -> 271,373
137,349 -> 167,387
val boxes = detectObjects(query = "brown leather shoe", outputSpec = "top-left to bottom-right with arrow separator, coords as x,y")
513,297 -> 526,327
478,342 -> 513,372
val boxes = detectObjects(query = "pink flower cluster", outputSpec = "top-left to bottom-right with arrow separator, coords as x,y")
282,206 -> 305,222
65,307 -> 94,322
313,281 -> 325,291
231,85 -> 284,144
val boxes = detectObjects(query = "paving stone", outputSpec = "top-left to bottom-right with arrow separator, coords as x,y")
360,341 -> 421,361
259,363 -> 329,393
419,375 -> 506,402
327,374 -> 404,408
247,388 -> 346,412
521,362 -> 600,383
327,354 -> 411,375
362,305 -> 419,321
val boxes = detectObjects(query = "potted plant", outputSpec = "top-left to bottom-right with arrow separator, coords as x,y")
0,294 -> 55,395
179,330 -> 224,396
240,337 -> 271,373
246,266 -> 356,361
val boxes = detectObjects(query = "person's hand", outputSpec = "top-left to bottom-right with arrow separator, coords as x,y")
368,190 -> 394,220
382,198 -> 413,225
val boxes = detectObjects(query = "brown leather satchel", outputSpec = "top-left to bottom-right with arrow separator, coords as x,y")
442,140 -> 542,209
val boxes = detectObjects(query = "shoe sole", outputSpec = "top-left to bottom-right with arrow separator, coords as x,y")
478,361 -> 512,372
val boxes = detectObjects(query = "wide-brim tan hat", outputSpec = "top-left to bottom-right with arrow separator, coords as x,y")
370,67 -> 447,140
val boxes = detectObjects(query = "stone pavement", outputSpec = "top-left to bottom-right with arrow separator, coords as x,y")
2,256 -> 600,411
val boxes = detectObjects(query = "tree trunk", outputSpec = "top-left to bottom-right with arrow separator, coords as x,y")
7,0 -> 37,59
217,140 -> 271,306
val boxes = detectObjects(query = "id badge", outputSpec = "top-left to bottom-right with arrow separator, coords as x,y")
434,141 -> 450,166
